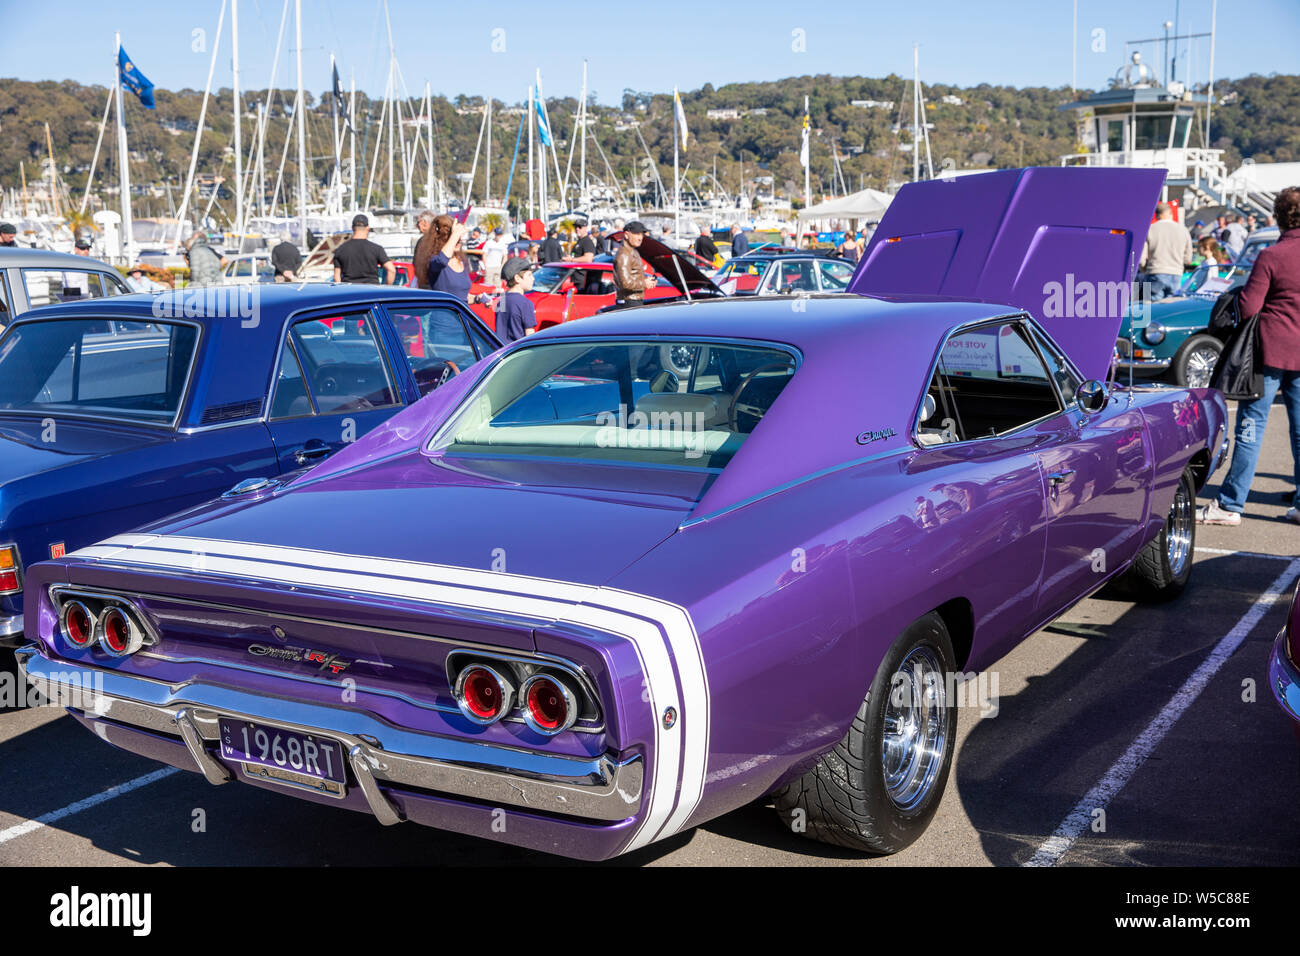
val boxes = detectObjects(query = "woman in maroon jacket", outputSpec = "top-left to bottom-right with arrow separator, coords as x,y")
1200,186 -> 1300,525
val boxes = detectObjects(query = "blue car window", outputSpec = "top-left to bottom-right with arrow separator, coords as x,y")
289,313 -> 399,414
269,339 -> 315,419
0,319 -> 197,424
389,306 -> 479,398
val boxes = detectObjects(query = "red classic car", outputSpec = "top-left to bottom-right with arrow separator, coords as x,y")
470,234 -> 723,332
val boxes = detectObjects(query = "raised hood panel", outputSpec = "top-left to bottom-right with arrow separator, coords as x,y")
849,167 -> 1166,381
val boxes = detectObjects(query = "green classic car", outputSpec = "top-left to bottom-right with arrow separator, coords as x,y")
1118,227 -> 1279,388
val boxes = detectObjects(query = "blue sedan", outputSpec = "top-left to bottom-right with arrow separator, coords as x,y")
0,284 -> 501,644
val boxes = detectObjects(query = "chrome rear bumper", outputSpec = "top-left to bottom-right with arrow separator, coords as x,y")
16,645 -> 641,824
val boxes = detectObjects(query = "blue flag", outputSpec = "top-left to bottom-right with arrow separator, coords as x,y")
534,92 -> 552,148
118,47 -> 155,109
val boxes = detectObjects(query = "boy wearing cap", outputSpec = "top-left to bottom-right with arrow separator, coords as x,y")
613,221 -> 656,305
333,214 -> 395,284
496,258 -> 537,343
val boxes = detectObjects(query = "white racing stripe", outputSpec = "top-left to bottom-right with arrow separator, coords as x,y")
0,768 -> 179,846
72,534 -> 710,852
1025,556 -> 1300,867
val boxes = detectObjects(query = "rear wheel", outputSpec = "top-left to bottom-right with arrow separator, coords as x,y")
1118,466 -> 1196,601
1172,334 -> 1221,389
773,612 -> 957,853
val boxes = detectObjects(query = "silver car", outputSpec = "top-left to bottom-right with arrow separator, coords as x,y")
0,247 -> 130,328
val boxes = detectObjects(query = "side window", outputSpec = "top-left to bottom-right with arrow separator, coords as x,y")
234,259 -> 252,277
269,339 -> 314,419
0,272 -> 10,318
289,313 -> 398,414
388,305 -> 479,397
1027,324 -> 1081,406
818,260 -> 855,291
916,321 -> 1061,444
465,315 -> 499,357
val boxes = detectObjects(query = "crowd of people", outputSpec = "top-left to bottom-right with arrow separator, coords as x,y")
1140,204 -> 1280,301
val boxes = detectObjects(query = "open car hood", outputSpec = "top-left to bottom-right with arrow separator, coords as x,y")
609,231 -> 724,298
848,167 -> 1166,381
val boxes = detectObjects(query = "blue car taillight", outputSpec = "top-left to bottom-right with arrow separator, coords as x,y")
0,544 -> 21,596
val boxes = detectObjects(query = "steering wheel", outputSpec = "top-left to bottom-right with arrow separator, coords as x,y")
728,362 -> 795,433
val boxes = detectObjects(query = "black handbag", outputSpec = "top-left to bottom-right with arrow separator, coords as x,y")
1209,310 -> 1265,400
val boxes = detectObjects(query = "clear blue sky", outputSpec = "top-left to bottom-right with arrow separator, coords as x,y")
0,0 -> 1295,105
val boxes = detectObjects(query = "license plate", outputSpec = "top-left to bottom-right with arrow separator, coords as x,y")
218,718 -> 347,794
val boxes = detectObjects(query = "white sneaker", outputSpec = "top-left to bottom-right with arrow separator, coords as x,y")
1196,500 -> 1242,526
1285,507 -> 1300,525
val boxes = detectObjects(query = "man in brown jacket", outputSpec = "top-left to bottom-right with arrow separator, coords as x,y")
613,220 -> 656,305
1200,186 -> 1300,526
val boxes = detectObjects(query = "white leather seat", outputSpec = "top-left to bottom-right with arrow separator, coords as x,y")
634,392 -> 728,428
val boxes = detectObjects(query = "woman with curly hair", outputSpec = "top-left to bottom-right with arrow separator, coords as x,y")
1200,186 -> 1300,526
425,214 -> 485,306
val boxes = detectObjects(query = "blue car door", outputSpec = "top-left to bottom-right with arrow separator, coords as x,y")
265,306 -> 408,475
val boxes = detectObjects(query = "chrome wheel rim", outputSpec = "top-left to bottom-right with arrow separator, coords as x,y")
881,645 -> 948,812
1166,481 -> 1193,577
1184,347 -> 1218,389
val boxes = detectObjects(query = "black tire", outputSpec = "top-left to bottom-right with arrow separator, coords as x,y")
773,612 -> 957,853
1172,334 -> 1222,389
1118,466 -> 1196,601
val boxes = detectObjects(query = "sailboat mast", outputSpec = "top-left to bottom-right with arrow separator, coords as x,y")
295,0 -> 307,247
485,97 -> 491,205
232,0 -> 243,236
114,32 -> 135,260
580,60 -> 587,206
912,44 -> 920,183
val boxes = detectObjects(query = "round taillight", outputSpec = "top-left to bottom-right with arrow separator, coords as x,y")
455,665 -> 512,725
62,601 -> 95,648
100,607 -> 140,656
521,674 -> 578,736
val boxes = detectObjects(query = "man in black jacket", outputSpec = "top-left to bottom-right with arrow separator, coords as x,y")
271,234 -> 302,282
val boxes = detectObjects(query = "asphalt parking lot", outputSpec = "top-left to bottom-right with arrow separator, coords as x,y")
1,401 -> 1296,868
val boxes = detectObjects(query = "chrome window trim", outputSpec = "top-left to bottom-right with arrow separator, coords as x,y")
267,333 -> 318,421
910,313 -> 1067,449
0,314 -> 204,431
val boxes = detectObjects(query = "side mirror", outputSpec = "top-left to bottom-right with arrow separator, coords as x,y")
1077,379 -> 1109,414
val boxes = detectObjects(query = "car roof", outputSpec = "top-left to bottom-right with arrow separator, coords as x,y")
15,282 -> 465,323
0,247 -> 120,270
531,291 -> 1011,354
8,284 -> 476,428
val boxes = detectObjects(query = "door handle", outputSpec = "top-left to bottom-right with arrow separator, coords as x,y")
1048,469 -> 1076,486
293,443 -> 331,466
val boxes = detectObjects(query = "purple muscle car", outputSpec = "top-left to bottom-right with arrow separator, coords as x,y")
17,168 -> 1230,860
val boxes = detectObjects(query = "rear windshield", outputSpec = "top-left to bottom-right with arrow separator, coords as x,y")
0,318 -> 198,424
428,339 -> 797,470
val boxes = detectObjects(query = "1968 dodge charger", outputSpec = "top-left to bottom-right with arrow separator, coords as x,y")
17,168 -> 1230,859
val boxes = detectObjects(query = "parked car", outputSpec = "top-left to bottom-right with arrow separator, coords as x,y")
0,285 -> 500,645
1117,227 -> 1280,387
15,167 -> 1228,860
469,233 -> 722,333
1269,580 -> 1300,743
0,247 -> 129,327
221,253 -> 275,286
714,252 -> 857,295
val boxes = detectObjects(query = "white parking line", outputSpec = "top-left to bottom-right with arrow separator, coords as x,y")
0,767 -> 179,846
1025,556 -> 1300,867
1194,546 -> 1295,562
